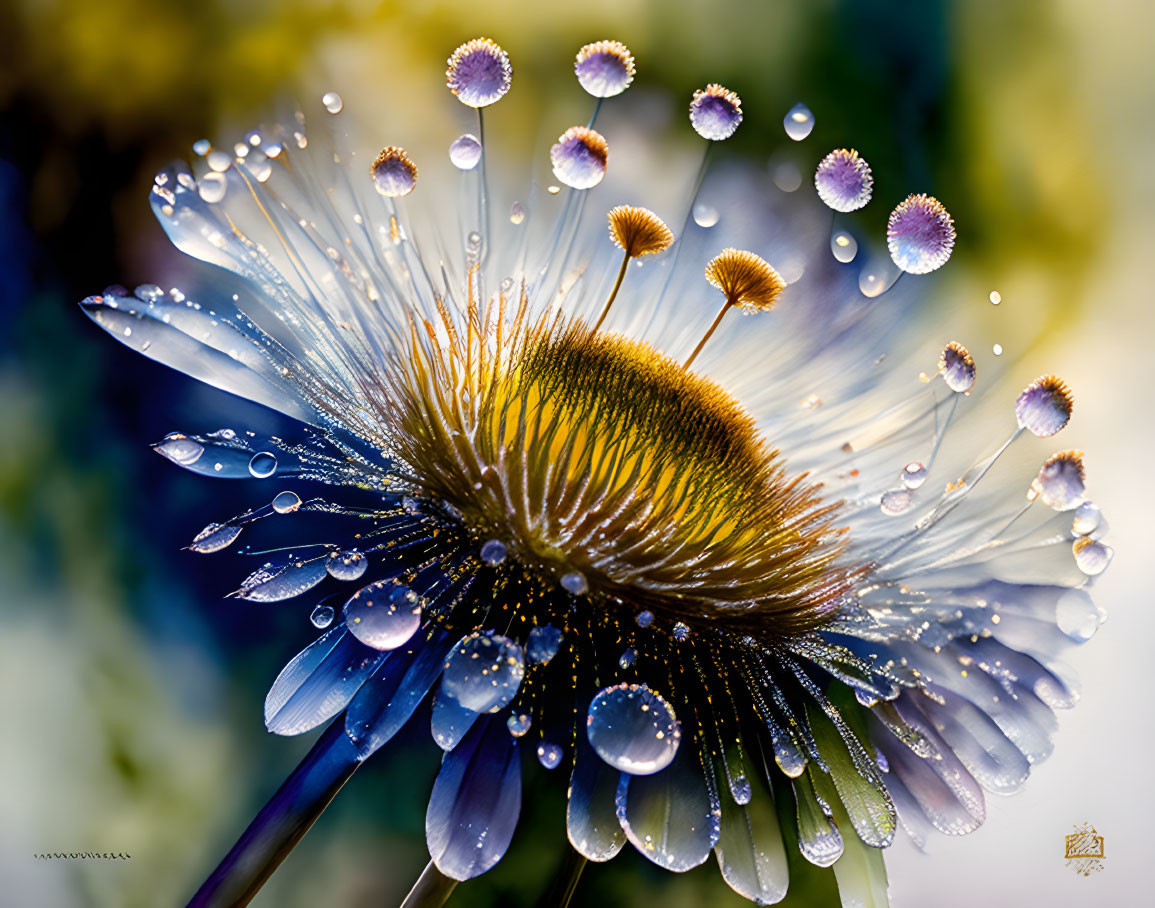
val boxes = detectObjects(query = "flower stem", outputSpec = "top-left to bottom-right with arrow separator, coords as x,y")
592,249 -> 631,333
683,299 -> 732,369
400,861 -> 458,908
534,847 -> 588,908
187,719 -> 361,907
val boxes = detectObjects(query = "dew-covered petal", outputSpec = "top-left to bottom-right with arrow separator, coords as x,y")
189,522 -> 243,553
265,626 -> 386,735
615,739 -> 720,871
235,557 -> 328,602
827,794 -> 889,908
345,630 -> 454,758
791,770 -> 843,867
80,293 -> 317,424
568,730 -> 627,862
713,758 -> 789,904
426,716 -> 522,880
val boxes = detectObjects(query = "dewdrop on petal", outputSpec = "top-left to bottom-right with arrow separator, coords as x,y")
887,193 -> 956,274
1029,451 -> 1086,510
574,39 -> 635,98
939,341 -> 976,393
608,206 -> 673,258
814,148 -> 873,212
690,84 -> 743,141
446,37 -> 512,108
370,147 -> 418,198
1016,374 -> 1074,437
550,126 -> 608,190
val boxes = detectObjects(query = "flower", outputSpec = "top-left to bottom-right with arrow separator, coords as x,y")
83,34 -> 1110,908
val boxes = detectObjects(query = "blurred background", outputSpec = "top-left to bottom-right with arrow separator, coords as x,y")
0,0 -> 1150,906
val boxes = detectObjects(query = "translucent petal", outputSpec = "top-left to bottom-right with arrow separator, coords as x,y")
615,739 -> 720,872
828,794 -> 890,908
791,770 -> 843,867
345,630 -> 454,758
264,626 -> 386,735
567,731 -> 627,862
426,716 -> 522,881
714,757 -> 789,904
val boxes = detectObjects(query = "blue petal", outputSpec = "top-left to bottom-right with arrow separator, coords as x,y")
345,630 -> 454,758
431,691 -> 481,752
264,626 -> 386,735
567,730 -> 626,861
426,715 -> 522,881
615,738 -> 720,871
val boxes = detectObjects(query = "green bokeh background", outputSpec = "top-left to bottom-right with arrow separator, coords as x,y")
1,1 -> 1150,906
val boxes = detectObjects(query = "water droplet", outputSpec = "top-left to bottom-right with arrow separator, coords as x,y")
197,172 -> 227,203
1073,538 -> 1112,576
189,522 -> 242,553
880,489 -> 913,515
990,290 -> 1002,305
480,539 -> 507,566
635,610 -> 654,629
509,201 -> 525,225
537,741 -> 563,769
561,571 -> 588,595
1072,502 -> 1101,536
993,343 -> 1004,356
322,91 -> 343,114
783,103 -> 815,141
327,549 -> 368,581
730,776 -> 752,805
692,203 -> 719,228
527,625 -> 563,665
901,462 -> 927,489
192,139 -> 211,156
507,713 -> 531,737
859,269 -> 888,298
248,451 -> 277,478
272,490 -> 301,514
310,604 -> 335,629
547,185 -> 561,195
672,622 -> 690,642
831,231 -> 858,263
344,581 -> 421,650
619,647 -> 637,669
586,683 -> 680,775
467,231 -> 482,249
442,633 -> 525,712
448,133 -> 482,170
156,433 -> 204,466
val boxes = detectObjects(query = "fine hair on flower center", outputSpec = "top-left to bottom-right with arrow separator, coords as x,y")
378,289 -> 853,637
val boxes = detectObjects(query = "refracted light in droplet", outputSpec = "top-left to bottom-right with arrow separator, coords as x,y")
327,549 -> 368,581
561,571 -> 589,595
344,580 -> 422,650
509,201 -> 525,225
192,139 -> 211,156
156,433 -> 204,466
189,522 -> 242,553
526,624 -> 563,665
731,775 -> 752,805
480,539 -> 507,566
507,713 -> 531,737
831,231 -> 858,263
692,203 -> 719,228
449,133 -> 483,170
1072,502 -> 1101,536
993,343 -> 1004,356
783,103 -> 815,141
619,647 -> 637,669
441,632 -> 525,712
901,462 -> 927,489
322,91 -> 343,114
1073,538 -> 1112,576
272,490 -> 301,513
635,610 -> 654,629
586,683 -> 680,775
248,451 -> 277,478
206,150 -> 231,173
537,741 -> 563,769
310,604 -> 335,629
859,269 -> 887,298
880,489 -> 913,515
198,172 -> 227,203
990,290 -> 1002,305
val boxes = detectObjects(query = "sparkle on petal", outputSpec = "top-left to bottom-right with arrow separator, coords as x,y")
446,37 -> 512,108
550,126 -> 608,190
1016,374 -> 1074,437
814,148 -> 873,212
689,84 -> 743,141
887,193 -> 956,274
575,39 -> 635,98
370,146 -> 418,198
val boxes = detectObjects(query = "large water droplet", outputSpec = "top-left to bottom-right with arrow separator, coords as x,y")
156,433 -> 204,466
880,489 -> 912,515
327,549 -> 368,581
537,741 -> 563,769
248,451 -> 277,478
527,625 -> 563,664
206,150 -> 231,173
449,134 -> 482,170
192,139 -> 211,156
310,604 -> 335,629
507,713 -> 531,737
198,172 -> 227,203
189,522 -> 242,553
1073,538 -> 1112,576
272,490 -> 301,514
442,633 -> 525,713
480,539 -> 507,566
1072,502 -> 1101,536
901,462 -> 927,489
561,571 -> 588,595
322,91 -> 343,114
344,580 -> 421,650
831,231 -> 858,263
783,103 -> 815,141
692,204 -> 719,228
587,683 -> 680,775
